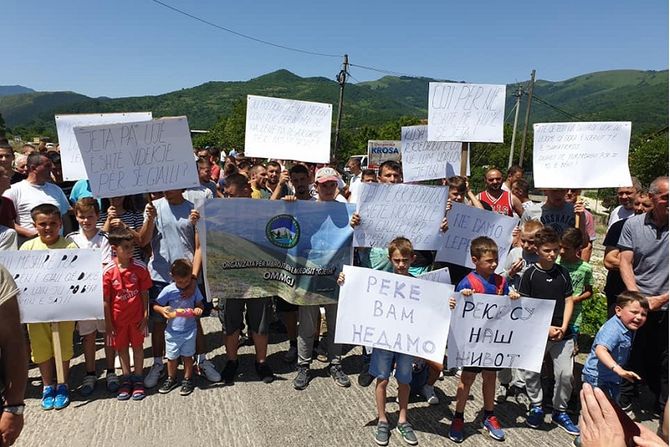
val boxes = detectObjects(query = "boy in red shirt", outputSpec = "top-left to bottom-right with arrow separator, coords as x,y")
103,228 -> 153,400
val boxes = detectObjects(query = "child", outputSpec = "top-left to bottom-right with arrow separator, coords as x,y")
519,227 -> 579,436
68,197 -> 117,396
337,237 -> 419,446
448,236 -> 520,443
153,259 -> 204,396
20,204 -> 77,410
103,228 -> 153,400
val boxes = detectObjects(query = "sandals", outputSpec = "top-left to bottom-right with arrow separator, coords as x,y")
131,377 -> 146,401
117,380 -> 132,401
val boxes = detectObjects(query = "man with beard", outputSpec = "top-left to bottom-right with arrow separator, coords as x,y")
267,161 -> 291,200
477,168 -> 524,217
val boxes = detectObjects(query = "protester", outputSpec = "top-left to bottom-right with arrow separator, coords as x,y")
0,167 -> 18,250
0,143 -> 24,185
249,164 -> 270,199
266,160 -> 291,200
99,195 -> 147,261
447,176 -> 484,209
511,178 -> 534,211
477,167 -> 524,217
502,165 -> 524,192
607,179 -> 642,229
12,154 -> 28,184
564,189 -> 597,261
361,169 -> 378,183
189,157 -> 218,199
521,188 -> 586,237
346,157 -> 363,203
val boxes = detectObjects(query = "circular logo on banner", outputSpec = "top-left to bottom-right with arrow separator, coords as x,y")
266,214 -> 300,249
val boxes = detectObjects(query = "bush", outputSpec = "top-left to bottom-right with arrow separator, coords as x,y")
580,289 -> 608,337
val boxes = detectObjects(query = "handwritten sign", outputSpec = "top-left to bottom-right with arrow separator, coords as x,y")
245,95 -> 332,163
533,122 -> 633,188
0,249 -> 103,323
436,202 -> 518,270
335,265 -> 453,363
447,294 -> 555,372
74,117 -> 199,198
428,83 -> 506,143
418,266 -> 452,285
367,140 -> 401,169
56,112 -> 152,181
354,183 -> 448,250
401,125 -> 462,182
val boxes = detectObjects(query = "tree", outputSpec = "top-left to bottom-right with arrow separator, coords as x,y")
629,131 -> 669,186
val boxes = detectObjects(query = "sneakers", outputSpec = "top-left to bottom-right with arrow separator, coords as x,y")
396,422 -> 418,445
482,415 -> 505,441
330,364 -> 351,387
158,376 -> 179,394
222,359 -> 239,385
144,363 -> 165,388
117,379 -> 132,401
179,378 -> 194,396
358,364 -> 374,387
526,406 -> 545,429
255,361 -> 275,384
106,372 -> 120,393
54,384 -> 70,410
283,345 -> 298,363
552,411 -> 580,436
131,376 -> 145,401
79,374 -> 97,397
41,385 -> 56,411
293,365 -> 310,390
197,359 -> 221,383
448,416 -> 465,443
422,384 -> 439,405
374,420 -> 391,446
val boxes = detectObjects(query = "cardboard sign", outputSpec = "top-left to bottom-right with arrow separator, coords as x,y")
367,140 -> 402,169
335,265 -> 453,363
0,249 -> 103,323
56,112 -> 152,181
354,183 -> 449,250
74,117 -> 199,198
418,266 -> 452,285
401,125 -> 462,182
533,122 -> 633,188
245,95 -> 332,163
436,202 -> 518,270
428,83 -> 506,143
447,293 -> 555,372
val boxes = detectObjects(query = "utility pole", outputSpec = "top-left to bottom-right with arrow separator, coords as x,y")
333,54 -> 349,158
518,69 -> 536,167
507,86 -> 523,168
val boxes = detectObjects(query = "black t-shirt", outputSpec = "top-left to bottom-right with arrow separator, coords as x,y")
10,171 -> 26,184
519,263 -> 573,331
603,219 -> 627,305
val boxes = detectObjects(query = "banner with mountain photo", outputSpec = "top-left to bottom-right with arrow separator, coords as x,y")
204,198 -> 355,305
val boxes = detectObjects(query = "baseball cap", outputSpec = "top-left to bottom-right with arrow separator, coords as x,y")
315,167 -> 340,184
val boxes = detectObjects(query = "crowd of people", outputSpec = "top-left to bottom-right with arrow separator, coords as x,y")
0,139 -> 667,447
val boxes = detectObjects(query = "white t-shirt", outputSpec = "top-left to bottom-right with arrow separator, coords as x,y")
2,180 -> 70,230
67,230 -> 112,265
607,205 -> 635,229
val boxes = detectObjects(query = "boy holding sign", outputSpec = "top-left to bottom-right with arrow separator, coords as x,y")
447,236 -> 519,443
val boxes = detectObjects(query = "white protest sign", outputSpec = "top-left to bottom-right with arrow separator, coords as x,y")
0,249 -> 103,323
56,112 -> 152,181
436,202 -> 518,270
354,183 -> 448,250
367,140 -> 401,168
335,265 -> 453,363
533,122 -> 633,188
447,294 -> 555,372
245,95 -> 332,163
428,83 -> 506,143
401,126 -> 463,182
74,116 -> 199,198
418,266 -> 452,285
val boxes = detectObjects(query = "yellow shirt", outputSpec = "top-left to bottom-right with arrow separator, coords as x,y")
19,237 -> 77,250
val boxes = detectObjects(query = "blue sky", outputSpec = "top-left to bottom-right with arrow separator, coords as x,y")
4,0 -> 667,98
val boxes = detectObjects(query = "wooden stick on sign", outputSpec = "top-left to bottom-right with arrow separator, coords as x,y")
574,194 -> 581,228
51,322 -> 65,384
459,142 -> 468,177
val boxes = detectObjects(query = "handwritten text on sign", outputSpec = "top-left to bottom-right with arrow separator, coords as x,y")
367,140 -> 401,168
0,249 -> 104,323
428,83 -> 506,143
74,117 -> 199,198
401,125 -> 461,182
533,122 -> 632,188
418,266 -> 452,285
56,112 -> 152,181
335,265 -> 453,363
245,95 -> 332,163
447,294 -> 555,372
436,202 -> 518,270
354,183 -> 448,250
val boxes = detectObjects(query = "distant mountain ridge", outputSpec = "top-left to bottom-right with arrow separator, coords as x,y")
0,85 -> 35,97
1,68 -> 667,136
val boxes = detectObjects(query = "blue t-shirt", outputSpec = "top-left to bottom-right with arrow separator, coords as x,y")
156,283 -> 203,333
582,315 -> 634,384
456,271 -> 509,295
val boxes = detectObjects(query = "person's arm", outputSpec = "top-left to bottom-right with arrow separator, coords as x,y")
13,223 -> 36,239
138,290 -> 149,332
103,291 -> 114,340
511,195 -> 524,218
594,345 -> 640,383
466,190 -> 484,209
137,203 -> 156,248
573,284 -> 593,304
558,296 -> 574,339
192,228 -> 202,278
270,171 -> 290,201
0,295 -> 27,446
618,250 -> 638,292
646,293 -> 669,312
603,246 -> 621,271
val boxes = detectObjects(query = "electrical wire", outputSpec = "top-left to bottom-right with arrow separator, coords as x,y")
531,94 -> 583,121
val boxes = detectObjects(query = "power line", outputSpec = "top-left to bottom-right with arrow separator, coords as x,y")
150,0 -> 342,58
531,94 -> 583,121
349,62 -> 423,79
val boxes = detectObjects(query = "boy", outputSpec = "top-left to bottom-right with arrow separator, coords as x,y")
103,228 -> 153,400
67,197 -> 117,396
20,204 -> 77,410
519,227 -> 579,436
448,236 -> 519,443
153,259 -> 204,396
337,237 -> 419,446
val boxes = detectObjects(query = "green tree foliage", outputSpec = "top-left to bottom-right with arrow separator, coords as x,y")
629,132 -> 669,186
0,112 -> 6,139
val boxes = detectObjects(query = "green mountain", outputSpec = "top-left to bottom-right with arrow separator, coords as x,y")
1,68 -> 667,137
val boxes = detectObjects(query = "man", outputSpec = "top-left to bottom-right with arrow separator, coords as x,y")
346,157 -> 363,203
618,176 -> 668,414
249,164 -> 270,199
521,188 -> 585,237
608,178 -> 642,229
12,154 -> 27,184
361,169 -> 377,184
0,142 -> 23,185
477,168 -> 524,217
266,161 -> 291,200
502,165 -> 524,192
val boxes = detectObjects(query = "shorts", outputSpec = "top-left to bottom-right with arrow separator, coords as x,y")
165,328 -> 196,360
463,367 -> 502,374
369,348 -> 414,385
274,296 -> 298,313
220,297 -> 272,336
582,374 -> 620,403
149,281 -> 169,325
77,319 -> 106,336
112,322 -> 146,350
27,321 -> 76,364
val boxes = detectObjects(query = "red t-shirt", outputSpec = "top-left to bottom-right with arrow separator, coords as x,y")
477,190 -> 514,217
103,259 -> 152,326
0,197 -> 17,229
